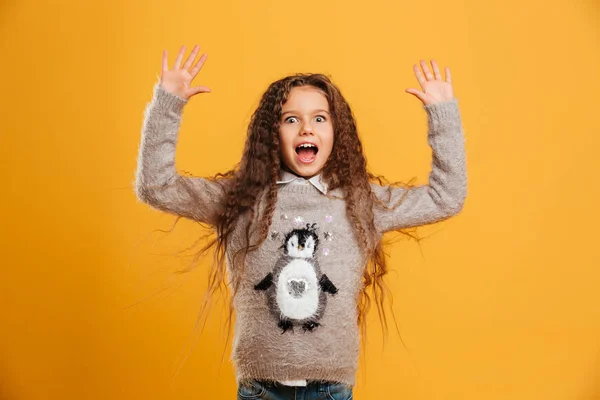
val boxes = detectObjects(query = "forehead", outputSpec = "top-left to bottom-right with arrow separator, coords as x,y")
283,86 -> 329,111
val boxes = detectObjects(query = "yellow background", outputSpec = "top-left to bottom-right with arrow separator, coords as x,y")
1,0 -> 599,398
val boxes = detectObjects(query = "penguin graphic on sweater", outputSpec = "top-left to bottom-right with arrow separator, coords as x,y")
254,223 -> 338,333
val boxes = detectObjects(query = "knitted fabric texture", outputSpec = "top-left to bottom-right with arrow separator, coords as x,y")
134,83 -> 467,385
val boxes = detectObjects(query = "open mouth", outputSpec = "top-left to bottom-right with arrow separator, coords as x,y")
295,143 -> 319,164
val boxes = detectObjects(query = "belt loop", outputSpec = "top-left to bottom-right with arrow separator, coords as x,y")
317,380 -> 327,393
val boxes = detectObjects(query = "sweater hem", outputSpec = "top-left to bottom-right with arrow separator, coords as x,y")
152,83 -> 188,114
424,98 -> 460,130
235,362 -> 357,386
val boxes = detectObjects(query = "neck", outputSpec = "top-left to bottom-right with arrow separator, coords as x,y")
281,164 -> 321,179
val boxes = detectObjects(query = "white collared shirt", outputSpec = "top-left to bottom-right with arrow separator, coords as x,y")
276,169 -> 328,195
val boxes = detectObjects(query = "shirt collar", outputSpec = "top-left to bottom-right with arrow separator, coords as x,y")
276,169 -> 328,195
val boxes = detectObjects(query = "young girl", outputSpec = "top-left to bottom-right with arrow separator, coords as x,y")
134,44 -> 467,400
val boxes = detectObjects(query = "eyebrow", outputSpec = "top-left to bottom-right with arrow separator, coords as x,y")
281,109 -> 331,116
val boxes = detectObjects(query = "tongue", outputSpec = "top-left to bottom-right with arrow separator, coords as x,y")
297,148 -> 316,159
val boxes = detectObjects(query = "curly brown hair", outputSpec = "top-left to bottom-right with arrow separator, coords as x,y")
167,73 -> 419,378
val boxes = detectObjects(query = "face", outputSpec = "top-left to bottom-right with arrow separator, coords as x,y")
278,86 -> 334,178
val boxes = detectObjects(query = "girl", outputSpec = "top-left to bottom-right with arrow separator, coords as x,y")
134,44 -> 467,400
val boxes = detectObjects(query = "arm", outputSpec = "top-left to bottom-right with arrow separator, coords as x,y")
133,44 -> 228,226
373,98 -> 467,233
134,83 -> 228,225
373,59 -> 467,233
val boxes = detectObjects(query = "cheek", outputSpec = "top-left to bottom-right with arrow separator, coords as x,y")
278,127 -> 295,150
321,127 -> 335,156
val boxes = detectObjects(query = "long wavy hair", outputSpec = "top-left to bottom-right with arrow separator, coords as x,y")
167,73 -> 419,378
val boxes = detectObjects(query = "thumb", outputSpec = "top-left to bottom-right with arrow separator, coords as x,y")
405,88 -> 427,104
189,86 -> 212,97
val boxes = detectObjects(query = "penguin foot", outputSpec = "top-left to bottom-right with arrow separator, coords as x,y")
278,319 -> 293,334
302,321 -> 320,332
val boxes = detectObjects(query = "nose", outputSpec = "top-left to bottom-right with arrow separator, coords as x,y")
300,120 -> 314,136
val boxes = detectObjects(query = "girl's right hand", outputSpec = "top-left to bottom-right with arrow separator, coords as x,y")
159,44 -> 211,100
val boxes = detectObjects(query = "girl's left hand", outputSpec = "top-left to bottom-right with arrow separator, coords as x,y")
405,60 -> 455,106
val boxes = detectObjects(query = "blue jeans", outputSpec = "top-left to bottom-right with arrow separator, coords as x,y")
237,379 -> 353,400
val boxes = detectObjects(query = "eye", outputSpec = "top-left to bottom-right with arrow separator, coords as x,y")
315,115 -> 326,123
285,116 -> 299,123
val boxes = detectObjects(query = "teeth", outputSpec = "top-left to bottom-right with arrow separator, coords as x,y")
298,143 -> 316,148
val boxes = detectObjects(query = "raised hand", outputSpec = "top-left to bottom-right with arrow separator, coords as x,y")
159,44 -> 211,100
405,60 -> 454,106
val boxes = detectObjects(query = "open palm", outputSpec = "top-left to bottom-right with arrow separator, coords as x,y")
159,44 -> 211,100
405,59 -> 454,105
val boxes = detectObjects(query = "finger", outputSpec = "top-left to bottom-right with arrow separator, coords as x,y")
431,60 -> 442,80
405,88 -> 427,103
174,45 -> 186,70
190,86 -> 211,96
420,59 -> 434,80
190,53 -> 208,79
445,67 -> 452,83
162,50 -> 169,72
182,44 -> 200,71
413,64 -> 427,88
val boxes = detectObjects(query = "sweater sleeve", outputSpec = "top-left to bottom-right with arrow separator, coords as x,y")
133,83 -> 228,226
372,98 -> 467,233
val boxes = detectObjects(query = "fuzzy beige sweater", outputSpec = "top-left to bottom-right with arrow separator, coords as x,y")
134,83 -> 467,385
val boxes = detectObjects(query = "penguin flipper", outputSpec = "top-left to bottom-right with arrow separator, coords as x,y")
319,274 -> 338,295
254,273 -> 274,290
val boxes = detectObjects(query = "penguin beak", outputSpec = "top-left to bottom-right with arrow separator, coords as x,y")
298,245 -> 303,251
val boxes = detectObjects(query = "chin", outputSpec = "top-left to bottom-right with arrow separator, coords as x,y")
291,163 -> 324,178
